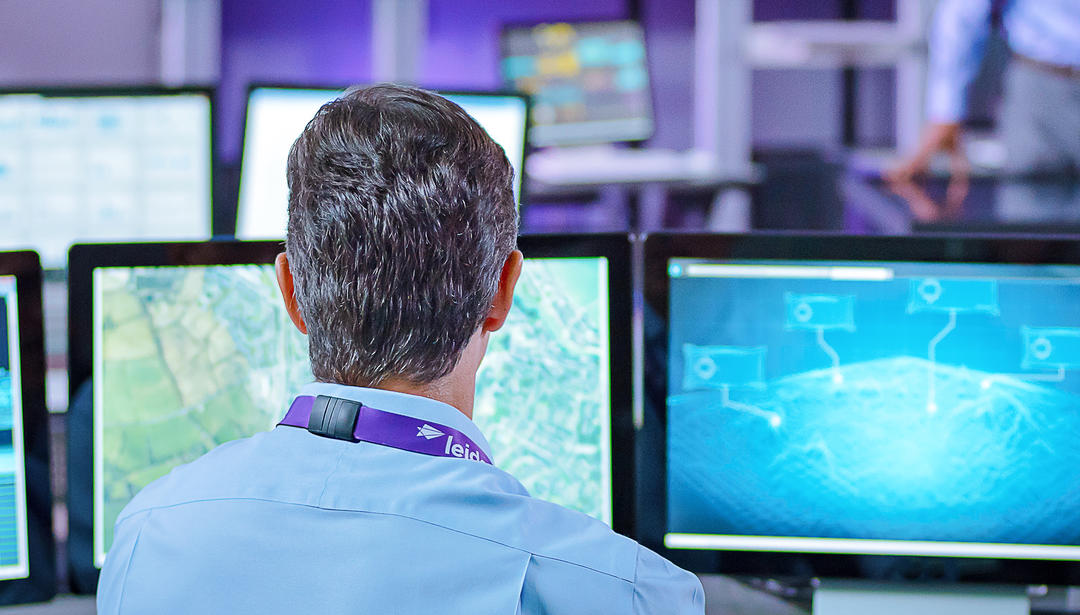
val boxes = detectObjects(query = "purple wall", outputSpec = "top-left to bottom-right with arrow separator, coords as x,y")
219,0 -> 624,161
639,0 -> 695,150
219,0 -> 375,160
219,0 -> 899,161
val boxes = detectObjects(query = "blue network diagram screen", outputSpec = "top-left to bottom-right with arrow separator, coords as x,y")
665,259 -> 1080,560
0,277 -> 28,579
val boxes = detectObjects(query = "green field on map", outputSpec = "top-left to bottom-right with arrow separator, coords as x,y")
95,258 -> 611,558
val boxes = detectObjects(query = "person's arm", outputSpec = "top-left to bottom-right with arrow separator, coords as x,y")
887,0 -> 996,219
925,0 -> 996,125
891,0 -> 995,180
632,545 -> 705,615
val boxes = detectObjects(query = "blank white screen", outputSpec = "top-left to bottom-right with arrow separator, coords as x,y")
237,88 -> 527,240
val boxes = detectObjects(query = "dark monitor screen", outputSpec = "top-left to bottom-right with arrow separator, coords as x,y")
68,235 -> 633,577
644,233 -> 1080,584
0,251 -> 53,602
500,20 -> 653,147
0,89 -> 213,268
236,86 -> 528,239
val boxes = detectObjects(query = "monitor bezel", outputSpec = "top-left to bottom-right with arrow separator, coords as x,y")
66,232 -> 634,589
235,82 -> 532,238
0,251 -> 55,603
642,231 -> 1080,586
497,18 -> 657,147
0,86 -> 218,262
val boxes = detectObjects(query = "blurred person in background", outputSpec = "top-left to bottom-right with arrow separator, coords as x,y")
889,0 -> 1080,223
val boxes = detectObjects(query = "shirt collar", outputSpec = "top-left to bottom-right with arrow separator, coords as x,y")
294,381 -> 495,462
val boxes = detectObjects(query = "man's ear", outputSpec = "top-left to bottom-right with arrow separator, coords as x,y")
275,252 -> 308,335
483,250 -> 523,333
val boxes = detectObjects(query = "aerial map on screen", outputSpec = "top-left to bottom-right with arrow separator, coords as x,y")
94,258 -> 611,564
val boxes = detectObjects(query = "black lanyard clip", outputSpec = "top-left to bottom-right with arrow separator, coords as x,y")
307,395 -> 362,442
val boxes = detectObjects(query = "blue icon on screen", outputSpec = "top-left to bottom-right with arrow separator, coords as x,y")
1022,327 -> 1080,369
682,344 -> 766,391
907,278 -> 1000,315
784,293 -> 855,331
577,37 -> 611,67
98,114 -> 120,131
501,56 -> 537,80
615,67 -> 647,92
612,40 -> 644,65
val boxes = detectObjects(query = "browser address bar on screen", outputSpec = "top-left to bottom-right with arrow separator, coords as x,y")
684,264 -> 895,281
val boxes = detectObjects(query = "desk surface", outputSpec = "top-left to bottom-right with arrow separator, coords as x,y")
0,597 -> 95,614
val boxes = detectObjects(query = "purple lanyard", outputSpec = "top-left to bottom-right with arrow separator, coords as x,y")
279,395 -> 493,465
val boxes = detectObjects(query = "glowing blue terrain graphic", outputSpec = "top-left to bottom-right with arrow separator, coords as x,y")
669,356 -> 1080,544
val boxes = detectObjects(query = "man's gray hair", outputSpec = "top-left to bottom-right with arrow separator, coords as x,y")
285,84 -> 518,387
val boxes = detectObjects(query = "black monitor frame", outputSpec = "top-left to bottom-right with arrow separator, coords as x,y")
498,18 -> 656,147
642,231 -> 1080,586
913,222 -> 1080,235
0,86 -> 217,262
66,233 -> 634,590
0,251 -> 54,603
235,82 -> 532,236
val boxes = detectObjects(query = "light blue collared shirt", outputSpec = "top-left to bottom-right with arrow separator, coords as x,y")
97,382 -> 704,614
927,0 -> 1080,122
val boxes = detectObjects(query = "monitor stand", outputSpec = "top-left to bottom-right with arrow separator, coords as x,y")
813,581 -> 1029,615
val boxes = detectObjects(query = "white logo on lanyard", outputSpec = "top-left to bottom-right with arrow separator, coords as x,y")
416,424 -> 446,440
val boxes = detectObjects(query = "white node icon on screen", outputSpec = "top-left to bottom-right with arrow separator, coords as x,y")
693,356 -> 718,382
793,301 -> 813,323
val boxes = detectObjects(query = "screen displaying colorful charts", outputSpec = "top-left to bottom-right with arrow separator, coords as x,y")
665,259 -> 1080,560
93,257 -> 612,565
0,92 -> 212,267
0,276 -> 29,580
236,87 -> 528,240
501,20 -> 653,146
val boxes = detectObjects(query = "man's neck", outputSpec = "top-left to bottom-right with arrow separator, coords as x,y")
353,330 -> 487,420
374,376 -> 476,420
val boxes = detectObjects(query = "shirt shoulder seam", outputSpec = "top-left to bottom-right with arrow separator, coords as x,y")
315,448 -> 347,507
113,508 -> 151,614
117,495 -> 637,583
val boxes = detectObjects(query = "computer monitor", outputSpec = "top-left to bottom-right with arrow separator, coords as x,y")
500,20 -> 654,147
236,86 -> 529,240
0,251 -> 54,603
643,233 -> 1080,591
67,234 -> 632,580
0,89 -> 213,268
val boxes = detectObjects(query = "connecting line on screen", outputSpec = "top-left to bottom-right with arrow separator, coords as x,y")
721,385 -> 782,428
926,309 -> 958,414
980,365 -> 1067,390
815,327 -> 843,385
